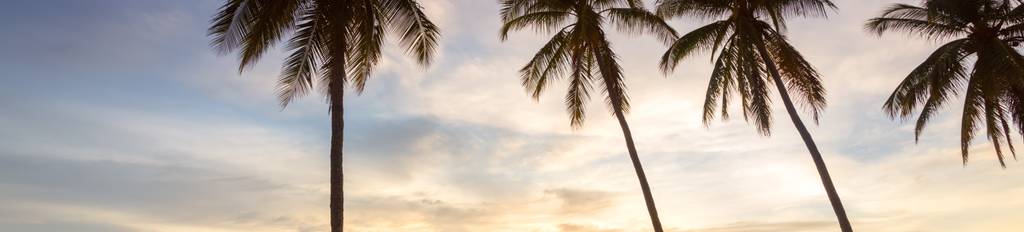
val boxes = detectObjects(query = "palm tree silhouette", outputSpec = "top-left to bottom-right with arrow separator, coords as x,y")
208,1 -> 439,231
655,0 -> 851,231
498,0 -> 677,231
867,0 -> 1024,167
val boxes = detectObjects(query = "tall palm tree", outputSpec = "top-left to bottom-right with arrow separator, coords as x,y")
867,0 -> 1024,167
655,0 -> 851,231
208,0 -> 439,231
498,0 -> 677,231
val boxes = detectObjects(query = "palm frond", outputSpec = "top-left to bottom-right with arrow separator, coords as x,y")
593,0 -> 632,9
237,0 -> 303,72
877,4 -> 938,21
1006,2 -> 1024,23
625,0 -> 643,9
743,48 -> 773,135
910,41 -> 969,142
500,0 -> 569,21
866,17 -> 967,40
521,28 -> 574,99
960,50 -> 1004,165
654,0 -> 731,19
761,0 -> 836,18
702,36 -> 738,124
607,7 -> 679,45
383,0 -> 441,65
660,20 -> 730,72
982,86 -> 1008,167
593,37 -> 631,114
278,5 -> 326,107
977,39 -> 1024,166
347,1 -> 386,93
1000,112 -> 1018,160
566,49 -> 594,128
761,3 -> 787,31
1009,86 -> 1024,141
764,29 -> 826,122
961,80 -> 985,164
500,11 -> 572,41
1000,23 -> 1024,40
882,39 -> 970,120
500,0 -> 535,21
209,0 -> 255,54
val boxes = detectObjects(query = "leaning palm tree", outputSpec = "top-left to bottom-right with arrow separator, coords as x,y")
498,0 -> 677,231
208,0 -> 439,231
867,0 -> 1024,167
656,0 -> 851,231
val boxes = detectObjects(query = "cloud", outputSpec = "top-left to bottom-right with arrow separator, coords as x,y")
678,221 -> 835,232
0,221 -> 133,232
559,223 -> 625,232
2,0 -> 1024,231
546,188 -> 621,215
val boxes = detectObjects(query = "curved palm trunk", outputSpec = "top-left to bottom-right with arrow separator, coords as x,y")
612,106 -> 664,232
756,43 -> 853,232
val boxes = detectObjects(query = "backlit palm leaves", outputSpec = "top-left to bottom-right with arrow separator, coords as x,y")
656,0 -> 851,231
867,0 -> 1024,167
499,0 -> 676,231
657,0 -> 831,133
211,0 -> 439,105
209,0 -> 439,231
500,0 -> 676,127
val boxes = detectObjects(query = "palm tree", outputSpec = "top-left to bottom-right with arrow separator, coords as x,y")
655,0 -> 851,231
498,0 -> 677,231
208,0 -> 439,231
867,0 -> 1024,167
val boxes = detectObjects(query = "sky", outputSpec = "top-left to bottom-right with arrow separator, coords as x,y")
0,0 -> 1022,231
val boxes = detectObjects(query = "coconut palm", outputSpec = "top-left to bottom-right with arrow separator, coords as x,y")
867,0 -> 1024,167
655,0 -> 851,231
208,0 -> 439,231
498,0 -> 677,230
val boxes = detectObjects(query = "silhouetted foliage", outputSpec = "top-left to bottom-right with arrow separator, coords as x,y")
868,0 -> 1024,167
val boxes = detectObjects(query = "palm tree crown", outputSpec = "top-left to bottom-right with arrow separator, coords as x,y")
210,0 -> 439,105
500,0 -> 677,127
867,0 -> 1024,167
657,0 -> 834,134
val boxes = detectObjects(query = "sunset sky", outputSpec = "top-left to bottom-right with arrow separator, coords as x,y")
1,0 -> 1022,231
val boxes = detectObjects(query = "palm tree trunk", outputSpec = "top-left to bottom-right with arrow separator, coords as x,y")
329,82 -> 345,232
612,105 -> 664,232
328,36 -> 347,231
756,43 -> 853,232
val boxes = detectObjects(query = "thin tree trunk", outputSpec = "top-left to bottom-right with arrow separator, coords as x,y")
612,106 -> 664,232
327,7 -> 349,230
756,43 -> 853,232
328,30 -> 347,231
329,80 -> 345,232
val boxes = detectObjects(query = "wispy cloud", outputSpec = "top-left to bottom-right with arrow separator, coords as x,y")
0,0 -> 1021,231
